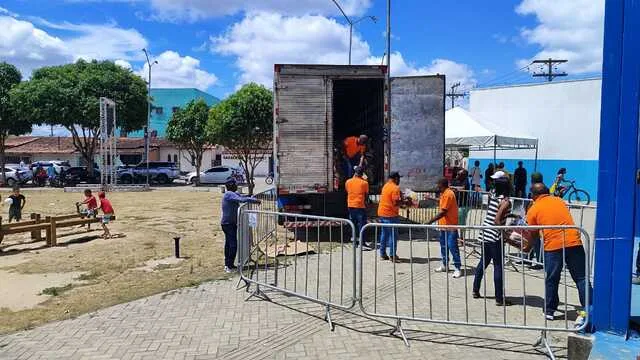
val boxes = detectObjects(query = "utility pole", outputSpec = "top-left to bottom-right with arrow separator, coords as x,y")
446,82 -> 464,108
331,0 -> 377,65
532,58 -> 568,82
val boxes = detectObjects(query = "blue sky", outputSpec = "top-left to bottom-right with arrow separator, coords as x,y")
0,0 -> 604,100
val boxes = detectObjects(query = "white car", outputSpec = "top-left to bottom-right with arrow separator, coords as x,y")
2,166 -> 32,186
187,166 -> 244,185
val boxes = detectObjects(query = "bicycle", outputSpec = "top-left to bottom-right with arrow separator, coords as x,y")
265,173 -> 274,185
554,180 -> 591,205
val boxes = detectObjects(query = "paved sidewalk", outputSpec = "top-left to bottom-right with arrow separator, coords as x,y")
0,275 -> 565,360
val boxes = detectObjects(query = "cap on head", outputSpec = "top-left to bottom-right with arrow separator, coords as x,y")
389,171 -> 401,180
354,166 -> 364,176
358,135 -> 368,144
490,170 -> 507,179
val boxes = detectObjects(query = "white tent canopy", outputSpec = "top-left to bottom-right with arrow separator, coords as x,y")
445,107 -> 538,150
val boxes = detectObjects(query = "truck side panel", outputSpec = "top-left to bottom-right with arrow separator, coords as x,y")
390,76 -> 445,191
275,74 -> 332,191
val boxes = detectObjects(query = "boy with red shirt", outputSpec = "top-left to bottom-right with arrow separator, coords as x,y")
97,191 -> 114,239
77,189 -> 98,230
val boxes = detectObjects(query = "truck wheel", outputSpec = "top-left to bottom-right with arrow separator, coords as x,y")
121,175 -> 132,184
157,174 -> 170,185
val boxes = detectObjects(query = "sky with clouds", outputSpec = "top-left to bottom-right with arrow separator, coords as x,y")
0,0 -> 604,102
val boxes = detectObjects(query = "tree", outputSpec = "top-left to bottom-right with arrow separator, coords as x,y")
10,60 -> 147,174
166,99 -> 210,186
209,83 -> 272,194
0,62 -> 31,185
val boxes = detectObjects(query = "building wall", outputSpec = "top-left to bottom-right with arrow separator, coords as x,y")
159,147 -> 221,173
469,78 -> 601,199
222,153 -> 272,177
32,154 -> 82,166
129,88 -> 219,138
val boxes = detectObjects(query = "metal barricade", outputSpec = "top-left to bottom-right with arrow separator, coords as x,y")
237,208 -> 357,330
358,222 -> 591,359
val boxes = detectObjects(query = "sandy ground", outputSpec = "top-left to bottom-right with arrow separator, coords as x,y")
0,187 -> 234,334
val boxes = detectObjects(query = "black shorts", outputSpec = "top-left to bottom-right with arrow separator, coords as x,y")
9,208 -> 21,222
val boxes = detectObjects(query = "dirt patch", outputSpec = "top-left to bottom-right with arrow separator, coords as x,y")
0,189 -> 229,334
135,256 -> 185,272
0,270 -> 82,311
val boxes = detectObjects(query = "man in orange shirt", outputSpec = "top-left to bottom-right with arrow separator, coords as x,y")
342,135 -> 368,178
377,172 -> 405,262
427,178 -> 462,278
345,167 -> 370,249
527,183 -> 591,322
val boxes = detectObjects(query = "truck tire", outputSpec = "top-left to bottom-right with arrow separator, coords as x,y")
157,174 -> 170,185
121,174 -> 133,184
6,178 -> 15,187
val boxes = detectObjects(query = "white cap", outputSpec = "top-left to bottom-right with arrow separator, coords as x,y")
490,170 -> 506,179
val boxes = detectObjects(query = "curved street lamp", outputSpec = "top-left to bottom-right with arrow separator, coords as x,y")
142,48 -> 158,187
331,0 -> 377,65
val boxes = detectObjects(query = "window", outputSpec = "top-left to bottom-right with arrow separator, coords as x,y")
154,107 -> 163,115
167,154 -> 171,162
212,167 -> 228,173
172,107 -> 180,113
173,154 -> 178,164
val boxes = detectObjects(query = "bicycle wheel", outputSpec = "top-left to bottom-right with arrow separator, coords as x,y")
265,176 -> 273,185
568,189 -> 591,205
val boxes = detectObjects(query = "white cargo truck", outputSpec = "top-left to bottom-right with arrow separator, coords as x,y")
273,64 -> 445,218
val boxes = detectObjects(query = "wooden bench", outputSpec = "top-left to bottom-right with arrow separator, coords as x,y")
0,213 -> 116,247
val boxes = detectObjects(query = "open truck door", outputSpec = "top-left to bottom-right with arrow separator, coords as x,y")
389,75 -> 445,191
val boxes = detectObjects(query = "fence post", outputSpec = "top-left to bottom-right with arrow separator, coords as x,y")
30,213 -> 41,240
50,217 -> 57,247
45,216 -> 52,246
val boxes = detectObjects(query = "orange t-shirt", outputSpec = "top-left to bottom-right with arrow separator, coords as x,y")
343,136 -> 365,159
377,181 -> 401,217
345,176 -> 369,209
526,194 -> 582,251
438,188 -> 458,226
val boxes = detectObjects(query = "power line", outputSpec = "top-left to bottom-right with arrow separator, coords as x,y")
456,62 -> 533,95
446,82 -> 464,108
532,58 -> 567,82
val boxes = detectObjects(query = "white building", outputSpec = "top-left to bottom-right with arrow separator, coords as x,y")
468,78 -> 602,199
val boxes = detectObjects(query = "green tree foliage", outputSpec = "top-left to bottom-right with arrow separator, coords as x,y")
166,99 -> 210,185
10,60 -> 147,171
209,83 -> 272,194
0,62 -> 31,184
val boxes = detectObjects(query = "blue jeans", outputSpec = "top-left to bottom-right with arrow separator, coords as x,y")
379,217 -> 399,256
472,241 -> 504,301
544,245 -> 592,315
348,208 -> 367,245
343,154 -> 362,178
439,231 -> 461,269
222,224 -> 238,268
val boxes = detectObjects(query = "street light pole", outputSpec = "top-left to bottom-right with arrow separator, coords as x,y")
142,48 -> 157,187
331,0 -> 377,65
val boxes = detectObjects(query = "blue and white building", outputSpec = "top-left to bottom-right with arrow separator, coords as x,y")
129,88 -> 219,138
467,78 -> 601,199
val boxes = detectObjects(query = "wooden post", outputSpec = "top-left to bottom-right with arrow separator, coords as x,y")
34,214 -> 42,241
45,216 -> 52,246
50,217 -> 57,247
30,213 -> 38,240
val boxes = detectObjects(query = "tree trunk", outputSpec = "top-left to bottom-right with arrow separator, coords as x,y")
195,164 -> 201,186
248,166 -> 255,195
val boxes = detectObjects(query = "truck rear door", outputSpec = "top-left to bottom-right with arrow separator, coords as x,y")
274,70 -> 331,193
389,75 -> 445,191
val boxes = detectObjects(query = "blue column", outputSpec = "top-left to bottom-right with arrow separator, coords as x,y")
593,0 -> 640,335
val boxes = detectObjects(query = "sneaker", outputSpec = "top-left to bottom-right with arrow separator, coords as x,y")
452,269 -> 462,278
574,310 -> 587,329
389,255 -> 402,263
224,266 -> 234,273
380,254 -> 389,261
361,243 -> 373,251
529,264 -> 544,270
495,299 -> 513,306
472,292 -> 481,299
545,313 -> 555,321
435,265 -> 448,273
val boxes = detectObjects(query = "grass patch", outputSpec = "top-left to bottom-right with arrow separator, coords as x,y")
75,271 -> 101,281
40,284 -> 73,296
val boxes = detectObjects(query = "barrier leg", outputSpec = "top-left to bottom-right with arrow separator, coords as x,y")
245,284 -> 271,302
324,304 -> 335,331
391,319 -> 409,347
533,330 -> 556,360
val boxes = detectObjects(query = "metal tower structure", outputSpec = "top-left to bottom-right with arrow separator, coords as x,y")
99,97 -> 117,190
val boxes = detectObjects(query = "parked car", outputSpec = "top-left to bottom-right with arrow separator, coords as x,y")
118,162 -> 180,185
1,167 -> 32,186
66,167 -> 101,184
186,166 -> 245,185
30,161 -> 71,176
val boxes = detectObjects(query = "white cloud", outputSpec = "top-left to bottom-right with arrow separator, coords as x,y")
0,16 -> 72,75
516,0 -> 604,74
136,50 -> 217,90
213,11 -> 475,99
148,0 -> 371,22
115,59 -> 132,69
212,12 -> 371,87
